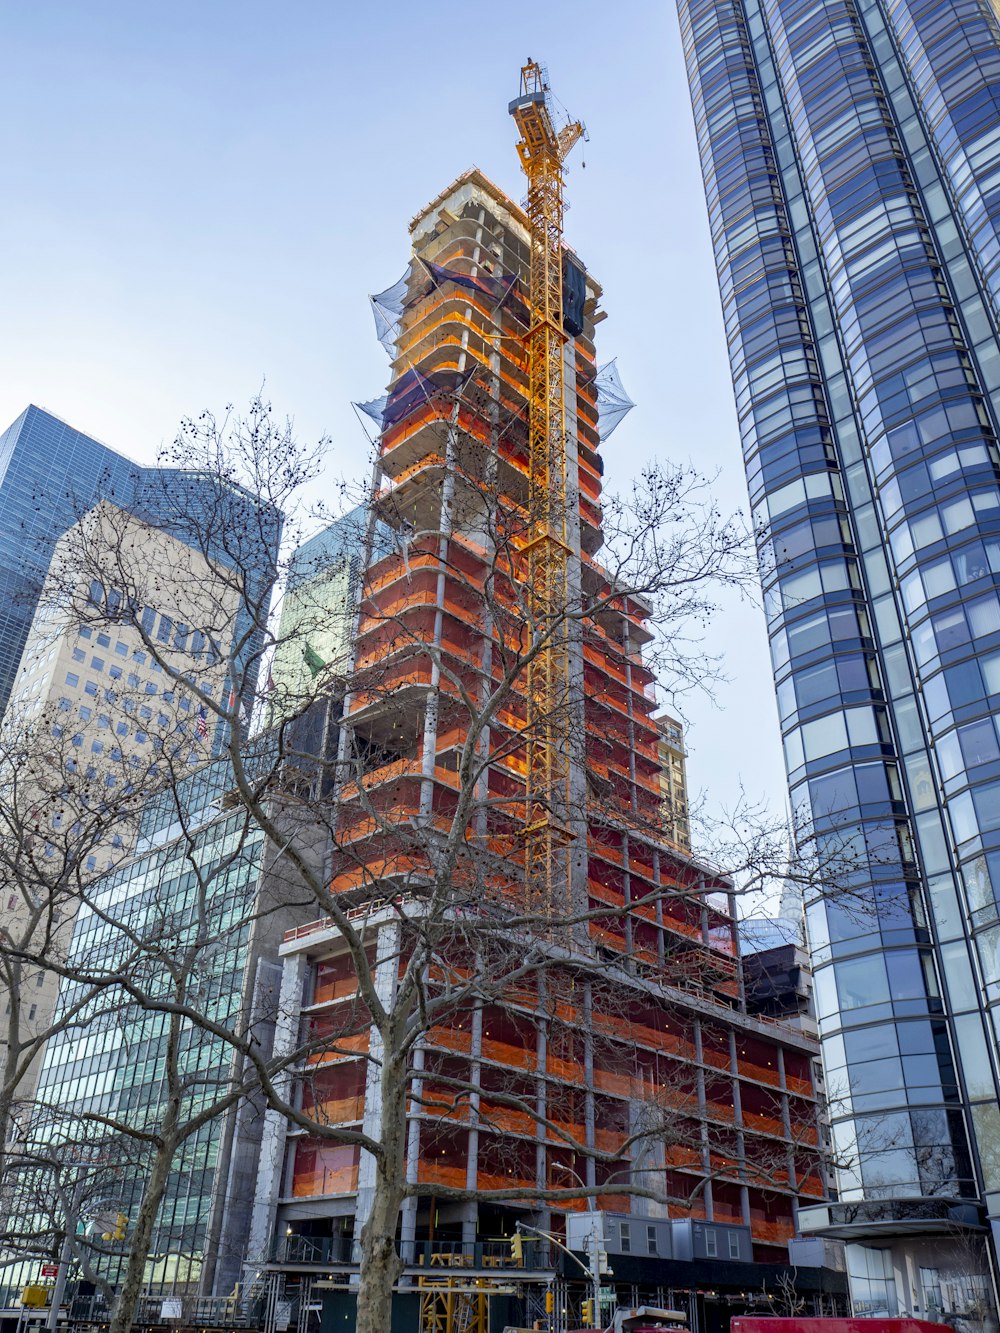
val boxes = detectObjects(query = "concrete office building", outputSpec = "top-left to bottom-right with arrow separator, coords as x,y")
0,502 -> 244,1116
0,404 -> 279,722
678,0 -> 1000,1317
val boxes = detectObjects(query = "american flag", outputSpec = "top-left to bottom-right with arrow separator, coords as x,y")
196,706 -> 208,739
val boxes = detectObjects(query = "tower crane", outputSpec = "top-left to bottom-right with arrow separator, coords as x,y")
509,61 -> 586,915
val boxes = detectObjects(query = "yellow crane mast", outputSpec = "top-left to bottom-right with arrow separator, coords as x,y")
509,61 -> 585,916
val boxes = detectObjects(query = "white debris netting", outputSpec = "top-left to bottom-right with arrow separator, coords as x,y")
595,359 -> 635,441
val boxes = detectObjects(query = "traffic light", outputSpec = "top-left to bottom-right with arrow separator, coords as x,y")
509,1231 -> 523,1264
545,1290 -> 554,1314
581,1297 -> 594,1326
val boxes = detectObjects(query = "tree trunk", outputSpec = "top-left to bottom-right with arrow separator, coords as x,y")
0,961 -> 23,1179
355,1171 -> 406,1333
0,1071 -> 16,1182
108,1133 -> 177,1333
354,1054 -> 407,1333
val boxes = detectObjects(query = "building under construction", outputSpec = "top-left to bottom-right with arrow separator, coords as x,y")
248,65 -> 840,1333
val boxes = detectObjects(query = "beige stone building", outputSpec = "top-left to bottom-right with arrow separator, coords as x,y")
656,712 -> 691,855
0,501 -> 240,1114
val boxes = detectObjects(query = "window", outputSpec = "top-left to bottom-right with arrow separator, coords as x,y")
647,1225 -> 658,1255
28,1005 -> 37,1021
115,642 -> 128,657
619,1223 -> 631,1253
836,954 -> 890,1010
704,1228 -> 718,1257
91,656 -> 105,671
728,1231 -> 742,1259
96,633 -> 110,648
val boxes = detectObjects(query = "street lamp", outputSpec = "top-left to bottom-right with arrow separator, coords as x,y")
551,1163 -> 609,1329
516,1217 -> 611,1332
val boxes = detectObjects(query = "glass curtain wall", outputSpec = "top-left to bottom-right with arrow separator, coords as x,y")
678,0 -> 1000,1305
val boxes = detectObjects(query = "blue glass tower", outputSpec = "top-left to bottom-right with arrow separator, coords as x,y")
0,405 -> 280,719
679,0 -> 1000,1313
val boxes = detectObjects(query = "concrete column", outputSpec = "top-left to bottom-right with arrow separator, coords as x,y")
583,982 -> 597,1197
653,850 -> 665,969
693,1021 -> 714,1221
776,1047 -> 798,1225
728,1031 -> 751,1227
399,1043 -> 425,1269
535,981 -> 550,1234
562,337 -> 590,931
622,832 -> 634,960
246,953 -> 308,1267
622,620 -> 639,816
355,921 -> 402,1241
418,216 -> 484,822
462,996 -> 484,1246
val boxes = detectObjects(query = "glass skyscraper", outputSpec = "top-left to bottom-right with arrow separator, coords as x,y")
0,757 -> 270,1307
679,0 -> 1000,1315
0,404 -> 280,719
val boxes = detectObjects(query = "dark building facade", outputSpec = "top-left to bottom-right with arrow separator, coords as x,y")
0,405 -> 280,719
678,0 -> 1000,1318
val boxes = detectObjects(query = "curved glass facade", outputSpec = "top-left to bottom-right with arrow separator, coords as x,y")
679,0 -> 1000,1293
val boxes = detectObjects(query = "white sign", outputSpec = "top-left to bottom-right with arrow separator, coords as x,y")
160,1300 -> 183,1319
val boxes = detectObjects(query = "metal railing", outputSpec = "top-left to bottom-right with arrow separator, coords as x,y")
272,1234 -> 552,1270
273,1234 -> 353,1265
68,1294 -> 250,1327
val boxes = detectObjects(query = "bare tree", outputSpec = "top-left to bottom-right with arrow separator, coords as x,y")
0,393 -> 851,1333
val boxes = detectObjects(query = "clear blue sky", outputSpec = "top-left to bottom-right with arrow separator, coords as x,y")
0,0 -> 787,833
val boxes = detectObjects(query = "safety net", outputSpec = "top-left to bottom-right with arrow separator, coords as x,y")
595,359 -> 635,441
369,273 -> 409,355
